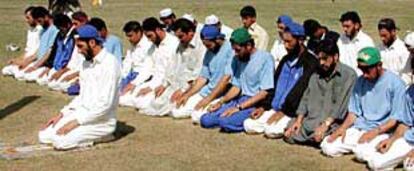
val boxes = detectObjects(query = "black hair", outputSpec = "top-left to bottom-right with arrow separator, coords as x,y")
53,13 -> 72,28
24,6 -> 36,14
142,17 -> 164,31
72,11 -> 88,22
171,18 -> 195,33
31,6 -> 50,19
378,18 -> 397,32
88,17 -> 107,31
315,39 -> 339,56
340,11 -> 361,24
123,21 -> 142,33
240,5 -> 256,18
303,19 -> 321,37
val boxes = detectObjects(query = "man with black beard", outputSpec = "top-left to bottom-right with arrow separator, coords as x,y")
283,39 -> 356,146
243,22 -> 319,138
377,18 -> 411,84
38,24 -> 121,150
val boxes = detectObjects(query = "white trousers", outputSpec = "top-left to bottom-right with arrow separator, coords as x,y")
119,80 -> 154,109
21,66 -> 48,82
170,93 -> 204,119
2,64 -> 20,76
243,110 -> 292,138
320,127 -> 389,159
366,138 -> 414,171
14,62 -> 35,81
38,110 -> 116,150
36,69 -> 56,86
140,86 -> 175,116
190,98 -> 219,124
48,70 -> 78,92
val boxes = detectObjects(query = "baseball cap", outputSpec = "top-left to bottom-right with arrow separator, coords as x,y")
75,24 -> 104,42
285,22 -> 305,37
230,28 -> 251,44
205,15 -> 219,25
201,25 -> 225,40
405,32 -> 414,48
357,47 -> 381,66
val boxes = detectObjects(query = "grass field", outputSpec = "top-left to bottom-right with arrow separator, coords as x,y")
1,0 -> 414,170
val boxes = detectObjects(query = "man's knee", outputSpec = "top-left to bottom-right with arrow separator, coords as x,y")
38,129 -> 54,144
243,118 -> 264,134
320,137 -> 343,157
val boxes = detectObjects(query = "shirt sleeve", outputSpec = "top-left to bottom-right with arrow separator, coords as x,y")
400,86 -> 414,127
296,86 -> 310,116
348,78 -> 362,117
390,79 -> 408,121
259,57 -> 275,90
75,60 -> 121,125
199,54 -> 210,79
330,71 -> 357,120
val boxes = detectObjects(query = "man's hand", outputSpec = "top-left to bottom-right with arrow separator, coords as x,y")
358,129 -> 380,144
49,70 -> 63,81
327,127 -> 347,143
176,94 -> 190,108
376,138 -> 395,154
266,111 -> 284,125
284,118 -> 302,138
221,107 -> 239,118
194,98 -> 211,111
250,108 -> 265,120
24,66 -> 36,73
154,85 -> 166,98
40,113 -> 63,130
121,83 -> 135,95
137,87 -> 152,97
313,123 -> 330,143
208,102 -> 222,113
405,150 -> 414,169
56,119 -> 80,135
170,89 -> 183,103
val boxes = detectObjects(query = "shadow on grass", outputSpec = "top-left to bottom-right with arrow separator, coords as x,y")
0,95 -> 40,120
112,121 -> 136,142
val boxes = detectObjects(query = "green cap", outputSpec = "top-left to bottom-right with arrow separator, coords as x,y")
357,47 -> 381,66
230,28 -> 251,44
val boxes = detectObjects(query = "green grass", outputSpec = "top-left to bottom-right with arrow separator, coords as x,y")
1,0 -> 414,170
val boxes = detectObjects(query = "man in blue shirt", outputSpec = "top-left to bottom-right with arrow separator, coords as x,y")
171,25 -> 233,123
199,28 -> 274,133
89,17 -> 123,63
244,22 -> 319,138
15,6 -> 59,81
365,85 -> 414,170
321,47 -> 406,162
36,14 -> 75,86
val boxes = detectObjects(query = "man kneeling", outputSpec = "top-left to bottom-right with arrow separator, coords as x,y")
38,25 -> 121,150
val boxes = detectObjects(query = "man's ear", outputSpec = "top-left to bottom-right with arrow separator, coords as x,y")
88,39 -> 97,48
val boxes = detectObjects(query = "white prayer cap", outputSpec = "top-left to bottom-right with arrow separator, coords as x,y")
205,15 -> 220,25
160,8 -> 173,18
181,13 -> 195,23
405,32 -> 414,48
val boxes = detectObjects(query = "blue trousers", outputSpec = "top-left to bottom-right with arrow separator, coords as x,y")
200,95 -> 254,133
120,71 -> 138,91
67,83 -> 80,96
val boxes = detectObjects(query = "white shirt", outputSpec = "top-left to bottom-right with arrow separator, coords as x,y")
121,36 -> 153,84
379,38 -> 411,84
196,23 -> 204,33
248,22 -> 269,51
338,30 -> 374,74
270,38 -> 287,69
148,33 -> 180,89
61,48 -> 121,125
24,25 -> 42,58
220,24 -> 233,40
166,33 -> 206,90
66,46 -> 85,71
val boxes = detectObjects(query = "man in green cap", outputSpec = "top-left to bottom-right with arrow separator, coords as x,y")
199,28 -> 274,133
321,47 -> 406,163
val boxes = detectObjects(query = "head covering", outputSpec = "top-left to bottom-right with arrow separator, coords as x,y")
201,25 -> 224,40
404,32 -> 414,48
230,28 -> 251,44
285,22 -> 305,37
76,24 -> 104,42
277,15 -> 293,25
205,15 -> 220,25
357,47 -> 381,66
182,13 -> 195,23
160,8 -> 173,18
